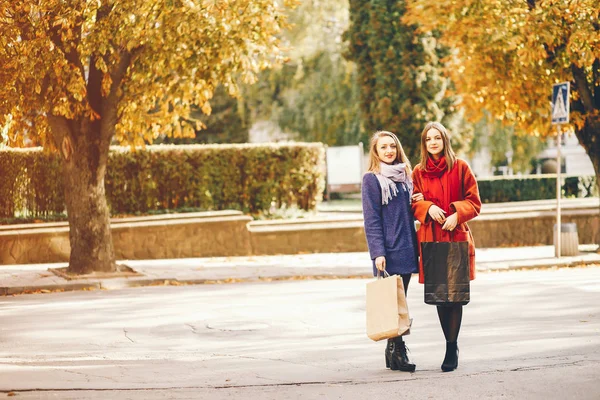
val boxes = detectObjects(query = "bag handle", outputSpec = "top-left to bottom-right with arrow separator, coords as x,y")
431,211 -> 454,243
431,220 -> 452,242
376,269 -> 391,279
433,223 -> 457,243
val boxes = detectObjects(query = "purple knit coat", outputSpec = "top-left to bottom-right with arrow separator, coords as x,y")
361,173 -> 419,276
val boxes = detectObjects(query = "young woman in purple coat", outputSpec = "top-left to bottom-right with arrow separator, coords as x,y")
361,130 -> 423,372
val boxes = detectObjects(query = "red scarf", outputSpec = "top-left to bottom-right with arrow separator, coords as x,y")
423,156 -> 448,179
421,156 -> 461,241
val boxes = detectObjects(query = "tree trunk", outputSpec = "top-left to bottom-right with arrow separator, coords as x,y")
43,32 -> 130,274
574,115 -> 600,248
574,115 -> 600,198
51,115 -> 117,275
63,143 -> 116,274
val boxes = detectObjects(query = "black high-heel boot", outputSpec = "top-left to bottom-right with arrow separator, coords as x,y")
385,339 -> 394,368
441,341 -> 458,372
390,337 -> 416,372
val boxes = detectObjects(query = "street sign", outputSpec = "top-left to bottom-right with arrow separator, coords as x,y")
551,81 -> 570,259
551,82 -> 570,125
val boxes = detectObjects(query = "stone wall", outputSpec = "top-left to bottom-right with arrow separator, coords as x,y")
0,226 -> 71,264
248,219 -> 368,255
0,211 -> 252,265
469,209 -> 599,247
0,207 -> 597,265
112,215 -> 253,260
247,210 -> 598,255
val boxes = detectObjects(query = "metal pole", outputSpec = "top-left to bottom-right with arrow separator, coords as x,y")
556,127 -> 561,258
324,144 -> 330,202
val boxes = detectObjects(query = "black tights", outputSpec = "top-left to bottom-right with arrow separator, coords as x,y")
401,274 -> 411,296
436,305 -> 463,343
391,274 -> 412,346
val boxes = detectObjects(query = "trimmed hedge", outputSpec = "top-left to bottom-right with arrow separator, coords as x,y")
0,149 -> 65,218
1,144 -> 595,219
0,143 -> 326,218
477,174 -> 598,203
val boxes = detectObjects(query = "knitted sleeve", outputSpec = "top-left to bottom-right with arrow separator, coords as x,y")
361,173 -> 386,259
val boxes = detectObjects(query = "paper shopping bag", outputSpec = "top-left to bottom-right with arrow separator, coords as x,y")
366,273 -> 411,341
421,241 -> 470,305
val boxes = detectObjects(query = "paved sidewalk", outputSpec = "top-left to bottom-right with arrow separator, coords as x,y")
0,244 -> 599,295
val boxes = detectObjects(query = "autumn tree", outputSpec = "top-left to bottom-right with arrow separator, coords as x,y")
247,0 -> 365,146
0,0 -> 293,274
404,0 -> 600,192
344,0 -> 463,162
155,85 -> 251,145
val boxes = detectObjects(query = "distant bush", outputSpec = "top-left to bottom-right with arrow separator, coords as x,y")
0,143 -> 326,219
477,175 -> 597,203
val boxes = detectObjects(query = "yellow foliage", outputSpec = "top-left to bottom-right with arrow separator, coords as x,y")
0,0 -> 297,146
404,0 -> 600,137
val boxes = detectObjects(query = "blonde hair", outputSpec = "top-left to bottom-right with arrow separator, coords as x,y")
367,130 -> 412,175
419,122 -> 456,171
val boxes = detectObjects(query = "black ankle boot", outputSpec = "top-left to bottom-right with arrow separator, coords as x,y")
441,341 -> 458,372
390,337 -> 416,372
385,339 -> 394,368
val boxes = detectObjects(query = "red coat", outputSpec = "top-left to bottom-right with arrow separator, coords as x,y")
411,159 -> 481,284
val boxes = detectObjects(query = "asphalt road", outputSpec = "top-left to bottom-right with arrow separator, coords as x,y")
1,266 -> 599,399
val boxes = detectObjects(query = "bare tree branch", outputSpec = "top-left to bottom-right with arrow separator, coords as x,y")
593,58 -> 600,109
99,47 -> 142,144
87,3 -> 113,115
48,16 -> 86,83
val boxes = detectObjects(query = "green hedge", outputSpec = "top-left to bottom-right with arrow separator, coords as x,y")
0,143 -> 326,218
477,174 -> 598,203
0,149 -> 66,218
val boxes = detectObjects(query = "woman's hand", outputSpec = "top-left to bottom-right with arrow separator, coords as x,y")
428,205 -> 446,224
442,213 -> 458,231
411,192 -> 424,202
375,256 -> 386,271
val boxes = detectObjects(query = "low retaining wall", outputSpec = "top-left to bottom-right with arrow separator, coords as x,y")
469,209 -> 599,247
0,226 -> 71,264
112,214 -> 253,260
0,211 -> 252,265
248,219 -> 368,255
0,207 -> 598,265
247,209 -> 599,255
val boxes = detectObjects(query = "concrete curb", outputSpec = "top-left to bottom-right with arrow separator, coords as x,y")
477,255 -> 600,271
0,282 -> 101,296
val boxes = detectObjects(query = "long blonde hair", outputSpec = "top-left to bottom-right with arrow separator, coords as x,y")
367,130 -> 412,175
418,122 -> 456,171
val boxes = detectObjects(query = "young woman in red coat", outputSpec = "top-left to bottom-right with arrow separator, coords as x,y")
411,122 -> 481,372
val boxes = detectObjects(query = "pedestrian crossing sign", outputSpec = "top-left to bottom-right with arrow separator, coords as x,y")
551,82 -> 570,125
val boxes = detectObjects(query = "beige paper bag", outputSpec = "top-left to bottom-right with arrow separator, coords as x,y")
366,273 -> 411,341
